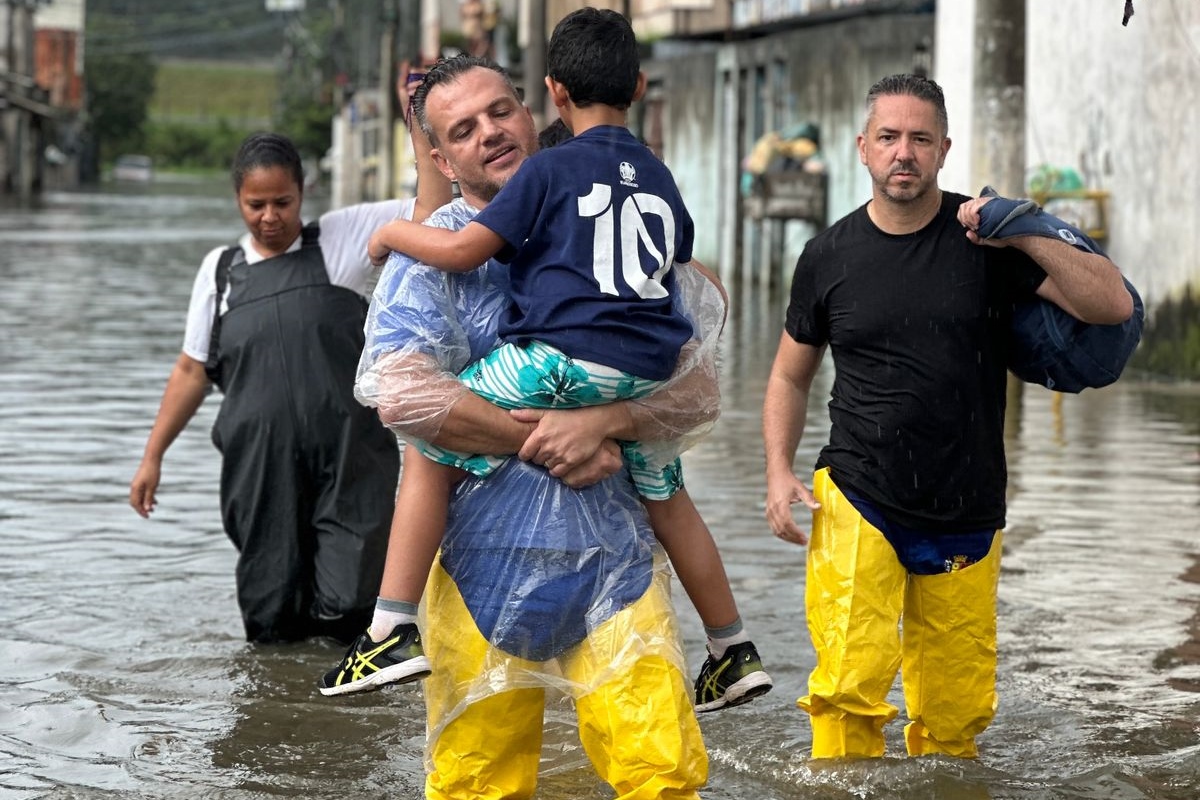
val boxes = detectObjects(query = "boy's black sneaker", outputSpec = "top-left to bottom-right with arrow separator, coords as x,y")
318,623 -> 431,696
693,640 -> 774,712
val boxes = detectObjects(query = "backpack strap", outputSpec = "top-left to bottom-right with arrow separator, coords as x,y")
203,246 -> 239,386
301,220 -> 321,248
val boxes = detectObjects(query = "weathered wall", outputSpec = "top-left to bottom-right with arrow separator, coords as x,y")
939,0 -> 1200,306
649,14 -> 934,275
647,1 -> 1198,304
34,0 -> 83,31
643,46 -> 723,268
764,15 -> 933,226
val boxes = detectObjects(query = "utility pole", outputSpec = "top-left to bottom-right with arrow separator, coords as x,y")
376,0 -> 421,202
970,0 -> 1027,432
377,0 -> 399,201
330,0 -> 346,110
970,0 -> 1025,198
398,0 -> 420,68
522,0 -> 546,129
1,0 -> 48,199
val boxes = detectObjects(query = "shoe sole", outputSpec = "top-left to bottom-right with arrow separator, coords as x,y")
695,670 -> 774,713
318,656 -> 432,697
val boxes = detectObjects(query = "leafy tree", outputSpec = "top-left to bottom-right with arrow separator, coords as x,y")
144,118 -> 248,171
273,9 -> 336,161
83,15 -> 158,167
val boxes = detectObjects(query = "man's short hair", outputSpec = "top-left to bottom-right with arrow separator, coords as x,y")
864,74 -> 949,136
410,54 -> 521,145
547,7 -> 640,110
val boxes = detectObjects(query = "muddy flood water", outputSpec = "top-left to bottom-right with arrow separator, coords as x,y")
2,183 -> 1198,799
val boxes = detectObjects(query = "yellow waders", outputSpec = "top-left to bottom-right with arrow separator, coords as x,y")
799,468 -> 1001,759
423,558 -> 708,799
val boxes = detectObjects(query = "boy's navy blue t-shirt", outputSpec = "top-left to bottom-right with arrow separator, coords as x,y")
473,125 -> 694,381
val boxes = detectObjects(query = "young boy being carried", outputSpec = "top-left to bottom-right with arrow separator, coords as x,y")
319,10 -> 771,713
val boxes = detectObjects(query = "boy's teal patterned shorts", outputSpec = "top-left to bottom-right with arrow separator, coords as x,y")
417,340 -> 684,500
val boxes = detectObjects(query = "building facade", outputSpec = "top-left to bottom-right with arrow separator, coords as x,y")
0,0 -> 84,196
632,0 -> 1192,304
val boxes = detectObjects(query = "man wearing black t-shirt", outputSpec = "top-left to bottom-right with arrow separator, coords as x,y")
762,74 -> 1134,760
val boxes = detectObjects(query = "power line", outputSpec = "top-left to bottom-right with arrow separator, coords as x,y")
86,18 -> 289,58
85,3 -> 297,58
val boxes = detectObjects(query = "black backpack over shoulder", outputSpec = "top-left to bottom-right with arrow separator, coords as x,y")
203,246 -> 239,387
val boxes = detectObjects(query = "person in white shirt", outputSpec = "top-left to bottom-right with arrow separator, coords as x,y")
128,131 -> 414,644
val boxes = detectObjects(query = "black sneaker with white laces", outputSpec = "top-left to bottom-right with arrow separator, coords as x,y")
318,623 -> 431,696
693,640 -> 774,713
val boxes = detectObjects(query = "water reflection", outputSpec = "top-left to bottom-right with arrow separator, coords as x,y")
0,184 -> 1198,799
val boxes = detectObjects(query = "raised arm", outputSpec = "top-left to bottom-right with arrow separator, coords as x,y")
409,116 -> 452,224
957,195 -> 1134,324
368,219 -> 504,271
1017,236 -> 1134,323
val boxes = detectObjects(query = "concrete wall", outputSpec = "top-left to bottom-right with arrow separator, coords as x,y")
35,0 -> 83,31
938,0 -> 1199,306
643,46 -> 723,268
649,14 -> 934,278
933,1 -> 974,198
644,1 -> 1198,304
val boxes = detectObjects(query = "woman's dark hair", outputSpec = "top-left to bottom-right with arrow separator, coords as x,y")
231,132 -> 305,192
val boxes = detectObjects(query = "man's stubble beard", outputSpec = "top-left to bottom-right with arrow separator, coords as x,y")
475,176 -> 505,204
874,173 -> 933,205
872,159 -> 938,204
462,168 -> 517,206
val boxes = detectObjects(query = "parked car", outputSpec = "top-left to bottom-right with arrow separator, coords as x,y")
112,154 -> 154,183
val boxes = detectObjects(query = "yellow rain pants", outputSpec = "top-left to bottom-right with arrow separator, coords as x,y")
422,558 -> 708,799
798,468 -> 1001,759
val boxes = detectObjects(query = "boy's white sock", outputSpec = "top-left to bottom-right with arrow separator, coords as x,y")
370,599 -> 418,642
705,618 -> 750,660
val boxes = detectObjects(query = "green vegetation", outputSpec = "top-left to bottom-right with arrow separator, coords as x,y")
85,5 -> 341,175
274,13 -> 337,164
1131,284 -> 1200,381
84,15 -> 157,167
149,60 -> 276,128
138,61 -> 276,171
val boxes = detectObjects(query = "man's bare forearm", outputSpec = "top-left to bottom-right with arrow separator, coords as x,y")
365,350 -> 519,452
430,392 -> 532,454
1018,236 -> 1134,324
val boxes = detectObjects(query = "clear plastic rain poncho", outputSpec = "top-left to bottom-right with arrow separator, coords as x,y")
356,201 -> 725,459
355,199 -> 720,792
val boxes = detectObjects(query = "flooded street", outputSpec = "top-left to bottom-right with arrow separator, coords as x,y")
2,183 -> 1198,799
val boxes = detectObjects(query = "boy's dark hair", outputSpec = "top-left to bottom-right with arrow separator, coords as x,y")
410,54 -> 520,145
537,118 -> 573,150
864,74 -> 949,136
547,8 -> 639,110
232,132 -> 304,193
